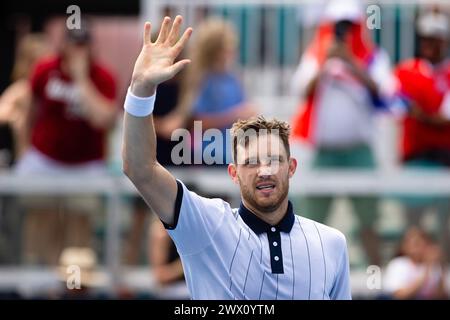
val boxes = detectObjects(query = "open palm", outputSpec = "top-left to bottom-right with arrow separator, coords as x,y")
131,16 -> 192,97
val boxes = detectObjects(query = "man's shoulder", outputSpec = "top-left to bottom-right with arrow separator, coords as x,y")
36,55 -> 59,68
32,55 -> 60,77
296,215 -> 347,248
179,180 -> 233,212
30,56 -> 60,93
395,58 -> 426,75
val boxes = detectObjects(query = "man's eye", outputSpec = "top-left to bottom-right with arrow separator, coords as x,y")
270,156 -> 281,163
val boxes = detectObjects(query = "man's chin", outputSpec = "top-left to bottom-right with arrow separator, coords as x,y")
253,197 -> 282,213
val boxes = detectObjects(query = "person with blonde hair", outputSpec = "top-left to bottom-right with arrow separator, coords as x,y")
163,17 -> 256,165
0,33 -> 51,162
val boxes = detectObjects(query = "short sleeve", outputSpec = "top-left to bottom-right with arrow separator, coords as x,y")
383,258 -> 411,294
290,54 -> 319,98
369,49 -> 396,96
330,235 -> 352,300
394,61 -> 425,108
164,180 -> 228,256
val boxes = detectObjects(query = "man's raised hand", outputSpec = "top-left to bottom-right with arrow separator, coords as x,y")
130,16 -> 192,97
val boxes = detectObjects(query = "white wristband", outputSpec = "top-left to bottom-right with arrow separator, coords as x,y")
124,87 -> 156,117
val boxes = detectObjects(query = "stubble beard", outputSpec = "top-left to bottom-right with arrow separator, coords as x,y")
239,175 -> 289,214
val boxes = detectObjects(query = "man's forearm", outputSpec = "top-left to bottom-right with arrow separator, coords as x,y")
122,110 -> 158,182
154,260 -> 185,285
304,74 -> 320,99
348,63 -> 379,97
77,78 -> 116,128
409,101 -> 450,126
122,81 -> 159,179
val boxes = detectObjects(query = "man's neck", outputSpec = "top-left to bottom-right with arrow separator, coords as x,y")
242,198 -> 289,226
422,56 -> 446,67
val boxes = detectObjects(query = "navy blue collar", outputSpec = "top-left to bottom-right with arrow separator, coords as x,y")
238,201 -> 295,235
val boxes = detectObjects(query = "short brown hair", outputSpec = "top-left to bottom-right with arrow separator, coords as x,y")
230,116 -> 291,164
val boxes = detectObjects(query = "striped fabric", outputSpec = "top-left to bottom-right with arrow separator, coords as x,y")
165,180 -> 351,300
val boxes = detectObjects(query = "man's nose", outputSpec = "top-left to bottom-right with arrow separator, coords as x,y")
257,163 -> 274,176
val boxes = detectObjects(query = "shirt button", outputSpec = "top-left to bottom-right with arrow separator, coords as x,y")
273,241 -> 278,247
274,256 -> 279,261
271,227 -> 276,232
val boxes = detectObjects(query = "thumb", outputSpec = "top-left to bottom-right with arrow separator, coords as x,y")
168,59 -> 191,76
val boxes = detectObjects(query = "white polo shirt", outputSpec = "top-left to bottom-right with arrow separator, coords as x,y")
164,180 -> 351,300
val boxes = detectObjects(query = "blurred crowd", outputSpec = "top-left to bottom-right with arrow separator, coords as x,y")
0,0 -> 449,300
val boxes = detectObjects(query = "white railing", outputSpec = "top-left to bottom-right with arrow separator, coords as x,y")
1,168 -> 450,297
141,0 -> 449,96
3,168 -> 450,195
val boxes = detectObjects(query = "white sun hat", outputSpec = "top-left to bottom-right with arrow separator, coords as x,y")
57,247 -> 109,288
322,0 -> 364,22
417,11 -> 449,39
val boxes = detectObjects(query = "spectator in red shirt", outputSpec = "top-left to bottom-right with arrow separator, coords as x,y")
16,24 -> 117,170
395,11 -> 450,166
15,22 -> 117,265
394,10 -> 450,258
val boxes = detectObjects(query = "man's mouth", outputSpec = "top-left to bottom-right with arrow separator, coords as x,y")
256,184 -> 275,190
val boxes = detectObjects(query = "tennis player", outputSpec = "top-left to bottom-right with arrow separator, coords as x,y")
122,15 -> 351,300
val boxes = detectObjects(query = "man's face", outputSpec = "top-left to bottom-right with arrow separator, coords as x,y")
228,133 -> 297,214
402,229 -> 428,263
419,36 -> 448,64
64,40 -> 90,58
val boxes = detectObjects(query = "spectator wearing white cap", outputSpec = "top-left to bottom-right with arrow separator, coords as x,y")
290,0 -> 396,266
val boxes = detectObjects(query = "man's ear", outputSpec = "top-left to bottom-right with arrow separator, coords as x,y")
288,157 -> 297,178
228,163 -> 239,185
